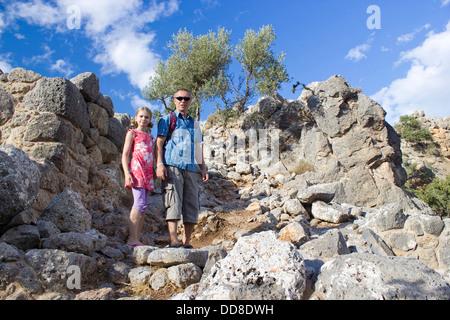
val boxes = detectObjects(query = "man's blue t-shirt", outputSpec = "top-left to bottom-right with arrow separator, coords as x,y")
157,110 -> 203,172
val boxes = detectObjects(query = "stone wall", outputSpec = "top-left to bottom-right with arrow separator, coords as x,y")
0,67 -> 132,220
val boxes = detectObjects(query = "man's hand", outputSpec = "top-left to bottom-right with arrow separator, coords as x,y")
201,168 -> 209,182
156,164 -> 167,180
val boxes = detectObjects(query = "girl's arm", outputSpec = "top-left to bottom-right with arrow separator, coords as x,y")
122,131 -> 134,187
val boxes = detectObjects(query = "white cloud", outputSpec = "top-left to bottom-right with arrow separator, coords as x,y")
200,0 -> 220,8
131,94 -> 161,112
50,59 -> 75,77
346,43 -> 371,62
6,0 -> 65,31
441,0 -> 450,7
345,35 -> 374,62
371,21 -> 450,124
396,23 -> 431,44
93,26 -> 159,89
2,0 -> 180,90
0,12 -> 6,34
0,53 -> 13,73
23,44 -> 55,65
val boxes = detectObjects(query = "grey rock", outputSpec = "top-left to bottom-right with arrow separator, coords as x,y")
94,93 -> 114,117
132,245 -> 159,265
128,266 -> 154,287
87,102 -> 109,136
84,229 -> 107,251
150,268 -> 168,290
0,87 -> 14,126
97,135 -> 119,164
361,228 -> 395,256
191,231 -> 307,300
24,249 -> 97,291
389,232 -> 417,252
416,215 -> 445,237
202,245 -> 227,277
311,201 -> 352,224
0,145 -> 40,226
41,189 -> 92,233
315,253 -> 450,300
24,77 -> 89,133
8,67 -> 42,83
168,263 -> 203,288
300,229 -> 350,259
283,198 -> 307,216
23,113 -> 72,146
70,72 -> 100,102
42,231 -> 97,256
108,261 -> 130,284
106,115 -> 127,151
15,266 -> 43,294
36,220 -> 61,238
0,242 -> 22,262
0,224 -> 40,251
376,203 -> 407,231
297,182 -> 342,204
147,248 -> 209,268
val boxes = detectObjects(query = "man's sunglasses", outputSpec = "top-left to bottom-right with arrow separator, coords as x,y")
175,96 -> 191,102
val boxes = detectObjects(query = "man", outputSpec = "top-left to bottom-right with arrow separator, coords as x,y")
155,89 -> 209,248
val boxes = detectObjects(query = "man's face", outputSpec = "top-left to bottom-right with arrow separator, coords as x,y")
174,90 -> 191,115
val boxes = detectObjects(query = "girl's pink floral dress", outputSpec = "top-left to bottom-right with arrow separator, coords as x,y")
127,129 -> 154,191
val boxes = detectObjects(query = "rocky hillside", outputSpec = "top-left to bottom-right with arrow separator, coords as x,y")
400,110 -> 450,181
0,68 -> 449,300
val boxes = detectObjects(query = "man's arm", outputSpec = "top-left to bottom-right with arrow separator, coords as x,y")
198,144 -> 208,182
155,135 -> 167,180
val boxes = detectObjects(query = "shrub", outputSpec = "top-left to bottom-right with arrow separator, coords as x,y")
404,162 -> 435,189
414,176 -> 450,218
396,115 -> 433,146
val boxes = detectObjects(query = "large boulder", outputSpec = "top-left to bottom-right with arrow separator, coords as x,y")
40,189 -> 92,233
0,87 -> 14,126
7,67 -> 42,83
203,75 -> 431,213
70,72 -> 99,103
0,224 -> 40,250
182,231 -> 307,300
42,229 -> 107,256
315,252 -> 450,300
0,145 -> 40,227
23,77 -> 89,133
24,249 -> 97,292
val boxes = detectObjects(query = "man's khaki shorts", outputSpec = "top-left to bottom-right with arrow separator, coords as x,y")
162,165 -> 200,224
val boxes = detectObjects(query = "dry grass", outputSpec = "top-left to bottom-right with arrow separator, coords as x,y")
289,159 -> 314,175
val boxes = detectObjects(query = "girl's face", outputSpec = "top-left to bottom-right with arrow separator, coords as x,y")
136,110 -> 151,128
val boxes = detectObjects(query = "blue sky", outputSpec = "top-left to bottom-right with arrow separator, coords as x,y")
1,0 -> 449,125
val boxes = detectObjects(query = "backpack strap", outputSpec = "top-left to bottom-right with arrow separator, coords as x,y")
168,111 -> 177,139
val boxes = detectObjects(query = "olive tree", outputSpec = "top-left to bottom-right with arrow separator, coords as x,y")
230,25 -> 289,112
143,25 -> 289,121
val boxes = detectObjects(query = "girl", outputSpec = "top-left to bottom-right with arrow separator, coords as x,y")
122,107 -> 155,246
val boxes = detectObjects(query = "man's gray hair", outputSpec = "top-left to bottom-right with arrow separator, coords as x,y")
174,88 -> 192,97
